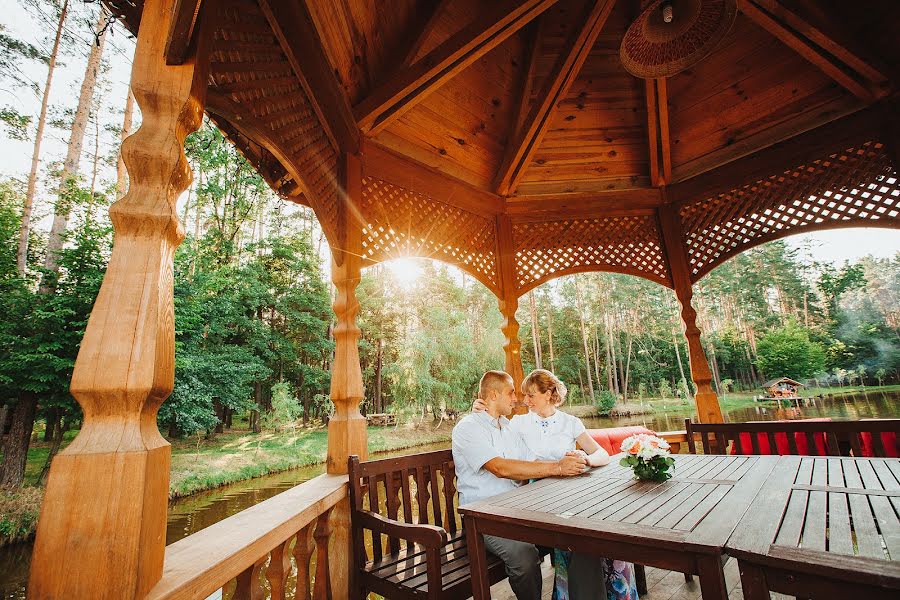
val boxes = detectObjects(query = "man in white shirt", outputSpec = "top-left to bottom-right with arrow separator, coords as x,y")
452,371 -> 587,600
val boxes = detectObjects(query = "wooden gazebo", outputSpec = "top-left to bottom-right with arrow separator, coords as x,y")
28,0 -> 899,598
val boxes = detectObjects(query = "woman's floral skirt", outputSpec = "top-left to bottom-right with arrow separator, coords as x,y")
551,548 -> 639,600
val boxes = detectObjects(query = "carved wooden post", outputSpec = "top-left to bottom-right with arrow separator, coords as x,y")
327,152 -> 368,598
658,202 -> 724,423
497,215 -> 527,413
28,0 -> 210,597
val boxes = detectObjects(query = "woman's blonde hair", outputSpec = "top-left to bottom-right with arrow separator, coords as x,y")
522,369 -> 568,406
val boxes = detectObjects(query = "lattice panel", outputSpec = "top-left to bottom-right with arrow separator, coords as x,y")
206,0 -> 339,237
360,177 -> 499,291
512,215 -> 670,291
681,141 -> 900,280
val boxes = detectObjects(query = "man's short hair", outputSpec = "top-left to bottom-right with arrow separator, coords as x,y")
479,370 -> 513,400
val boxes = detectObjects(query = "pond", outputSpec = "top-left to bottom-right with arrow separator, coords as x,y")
2,389 -> 898,597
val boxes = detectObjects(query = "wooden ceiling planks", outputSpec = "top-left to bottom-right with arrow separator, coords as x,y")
354,0 -> 557,136
515,0 -> 648,196
495,0 -> 617,196
303,0 -> 424,105
102,0 -> 900,292
374,0 -> 528,191
667,12 -> 861,182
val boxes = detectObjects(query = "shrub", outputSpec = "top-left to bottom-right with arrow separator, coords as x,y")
0,486 -> 43,545
595,390 -> 617,414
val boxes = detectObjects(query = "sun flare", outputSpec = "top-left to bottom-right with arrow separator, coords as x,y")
385,258 -> 423,288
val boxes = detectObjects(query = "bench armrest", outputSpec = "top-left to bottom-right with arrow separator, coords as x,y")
355,510 -> 449,548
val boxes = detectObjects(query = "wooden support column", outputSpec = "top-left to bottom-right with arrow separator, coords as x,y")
28,0 -> 211,597
658,201 -> 724,424
326,152 -> 368,599
497,215 -> 526,413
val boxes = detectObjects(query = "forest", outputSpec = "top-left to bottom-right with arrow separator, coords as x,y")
0,1 -> 899,495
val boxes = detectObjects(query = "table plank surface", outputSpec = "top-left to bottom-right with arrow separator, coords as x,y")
462,454 -> 776,552
727,456 -> 900,586
461,454 -> 779,600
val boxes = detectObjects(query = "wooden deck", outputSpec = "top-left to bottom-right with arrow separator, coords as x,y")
490,556 -> 793,600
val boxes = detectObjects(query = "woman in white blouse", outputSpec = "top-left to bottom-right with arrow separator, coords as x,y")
474,369 -> 638,600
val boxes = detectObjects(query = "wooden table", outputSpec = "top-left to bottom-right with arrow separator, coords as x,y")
460,454 -> 779,600
727,455 -> 900,600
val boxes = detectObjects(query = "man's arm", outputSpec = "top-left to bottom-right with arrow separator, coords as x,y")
483,454 -> 586,480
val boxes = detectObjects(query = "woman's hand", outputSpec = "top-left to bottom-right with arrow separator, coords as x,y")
472,397 -> 488,413
556,452 -> 588,476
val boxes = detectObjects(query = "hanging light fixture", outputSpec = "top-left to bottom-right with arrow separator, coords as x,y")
620,0 -> 737,79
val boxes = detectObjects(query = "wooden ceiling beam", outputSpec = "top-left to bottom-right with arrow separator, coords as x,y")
164,0 -> 203,65
645,78 -> 673,187
354,0 -> 559,136
505,188 -> 662,221
738,0 -> 884,102
669,105 -> 882,205
512,19 -> 544,137
258,0 -> 360,154
756,0 -> 891,86
206,92 -> 323,212
494,0 -> 616,196
402,0 -> 453,66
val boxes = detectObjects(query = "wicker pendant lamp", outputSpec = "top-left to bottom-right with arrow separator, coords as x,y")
620,0 -> 737,78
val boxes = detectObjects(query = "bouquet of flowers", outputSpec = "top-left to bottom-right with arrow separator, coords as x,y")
619,433 -> 675,481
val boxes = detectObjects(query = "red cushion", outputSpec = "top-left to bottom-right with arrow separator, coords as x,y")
586,426 -> 655,454
859,431 -> 899,457
729,418 -> 831,455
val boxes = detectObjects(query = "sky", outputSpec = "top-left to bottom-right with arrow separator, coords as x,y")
1,1 -> 897,268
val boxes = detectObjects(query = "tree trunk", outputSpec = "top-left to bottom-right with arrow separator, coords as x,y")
0,392 -> 37,488
622,333 -> 634,402
528,291 -> 542,369
38,417 -> 70,486
252,382 -> 262,433
592,326 -> 603,390
41,8 -> 108,290
0,404 -> 8,435
375,338 -> 383,413
673,329 -> 689,396
88,110 -> 101,216
574,277 -> 595,403
18,0 -> 69,275
43,407 -> 60,442
608,315 -> 620,397
213,399 -> 224,434
546,300 -> 555,372
115,87 -> 135,200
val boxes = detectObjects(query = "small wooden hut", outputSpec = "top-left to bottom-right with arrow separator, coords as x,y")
26,1 -> 900,598
761,377 -> 805,399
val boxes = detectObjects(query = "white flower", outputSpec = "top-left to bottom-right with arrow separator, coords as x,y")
620,433 -> 671,459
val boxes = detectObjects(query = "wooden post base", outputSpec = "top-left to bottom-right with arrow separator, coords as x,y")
29,445 -> 170,599
326,413 -> 368,474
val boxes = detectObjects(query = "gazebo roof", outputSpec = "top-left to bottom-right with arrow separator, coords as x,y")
762,377 -> 804,388
103,0 -> 900,295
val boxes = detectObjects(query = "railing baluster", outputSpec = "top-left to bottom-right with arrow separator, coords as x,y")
293,522 -> 316,600
233,557 -> 266,600
267,539 -> 292,600
313,508 -> 334,600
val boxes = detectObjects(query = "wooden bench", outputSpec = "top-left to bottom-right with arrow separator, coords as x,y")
684,418 -> 900,456
348,450 -> 507,600
366,412 -> 397,426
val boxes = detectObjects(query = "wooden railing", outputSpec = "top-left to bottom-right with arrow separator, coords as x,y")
659,430 -> 689,454
146,473 -> 348,600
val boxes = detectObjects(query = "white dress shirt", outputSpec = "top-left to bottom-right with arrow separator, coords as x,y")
452,411 -> 536,507
508,410 -> 586,461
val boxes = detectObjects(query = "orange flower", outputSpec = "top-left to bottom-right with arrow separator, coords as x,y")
650,440 -> 659,448
629,443 -> 641,454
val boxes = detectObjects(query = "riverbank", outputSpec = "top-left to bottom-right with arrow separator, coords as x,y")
0,420 -> 456,547
4,384 -> 898,547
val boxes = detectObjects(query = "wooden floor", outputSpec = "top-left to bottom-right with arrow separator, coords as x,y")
489,555 -> 793,600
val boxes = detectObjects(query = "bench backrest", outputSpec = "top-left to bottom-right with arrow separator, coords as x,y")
587,426 -> 655,454
348,450 -> 459,563
684,418 -> 900,457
